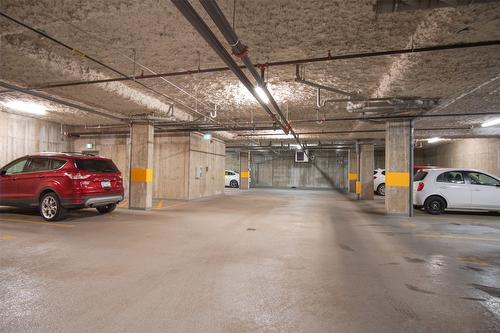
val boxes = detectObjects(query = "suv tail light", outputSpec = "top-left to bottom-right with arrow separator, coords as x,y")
416,182 -> 425,191
65,172 -> 91,180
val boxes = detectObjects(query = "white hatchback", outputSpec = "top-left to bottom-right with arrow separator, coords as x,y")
225,170 -> 240,188
413,168 -> 500,214
374,169 -> 386,196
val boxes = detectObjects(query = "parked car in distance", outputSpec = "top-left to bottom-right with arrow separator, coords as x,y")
413,168 -> 500,215
374,169 -> 386,196
0,153 -> 124,221
225,170 -> 239,188
374,166 -> 439,196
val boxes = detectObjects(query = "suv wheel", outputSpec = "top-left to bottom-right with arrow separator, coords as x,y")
377,183 -> 385,196
230,180 -> 239,188
96,203 -> 117,214
40,192 -> 65,221
424,196 -> 445,215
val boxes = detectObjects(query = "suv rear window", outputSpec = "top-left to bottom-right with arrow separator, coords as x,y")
414,171 -> 428,181
75,159 -> 118,173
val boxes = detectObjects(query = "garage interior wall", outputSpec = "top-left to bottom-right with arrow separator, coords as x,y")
225,151 -> 240,172
418,138 -> 500,177
0,111 -> 70,167
72,132 -> 225,200
250,150 -> 348,190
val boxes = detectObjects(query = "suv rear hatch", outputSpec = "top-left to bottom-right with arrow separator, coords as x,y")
73,158 -> 123,195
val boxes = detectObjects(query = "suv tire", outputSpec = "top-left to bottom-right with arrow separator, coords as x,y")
424,196 -> 445,215
40,192 -> 65,221
230,180 -> 239,188
96,203 -> 117,214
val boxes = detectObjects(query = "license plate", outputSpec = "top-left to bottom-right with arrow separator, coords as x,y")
101,181 -> 111,188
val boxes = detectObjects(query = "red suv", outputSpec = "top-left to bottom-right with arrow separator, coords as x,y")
0,153 -> 124,221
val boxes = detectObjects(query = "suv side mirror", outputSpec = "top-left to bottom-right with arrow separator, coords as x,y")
0,170 -> 6,176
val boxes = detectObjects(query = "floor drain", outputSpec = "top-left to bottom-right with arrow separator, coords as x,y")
247,228 -> 256,231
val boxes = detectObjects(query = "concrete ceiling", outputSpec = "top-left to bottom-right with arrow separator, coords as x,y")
1,0 -> 499,143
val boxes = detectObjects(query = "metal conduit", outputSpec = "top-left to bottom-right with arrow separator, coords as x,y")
14,40 -> 500,90
199,0 -> 291,130
170,0 -> 287,134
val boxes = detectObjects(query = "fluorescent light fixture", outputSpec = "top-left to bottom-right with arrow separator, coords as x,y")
481,117 -> 500,128
254,86 -> 269,104
290,144 -> 302,150
2,100 -> 47,115
427,137 -> 444,144
202,133 -> 212,141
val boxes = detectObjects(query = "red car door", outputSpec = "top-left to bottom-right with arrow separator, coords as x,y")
15,157 -> 51,204
0,157 -> 29,203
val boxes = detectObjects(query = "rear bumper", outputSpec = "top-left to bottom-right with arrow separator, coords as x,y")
62,194 -> 123,209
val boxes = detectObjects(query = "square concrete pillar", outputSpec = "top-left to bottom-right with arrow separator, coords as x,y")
348,149 -> 358,193
385,120 -> 413,215
239,151 -> 250,190
359,143 -> 374,200
129,123 -> 154,210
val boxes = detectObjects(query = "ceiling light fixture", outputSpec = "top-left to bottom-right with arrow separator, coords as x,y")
481,117 -> 500,128
255,86 -> 269,104
427,137 -> 444,144
2,100 -> 47,115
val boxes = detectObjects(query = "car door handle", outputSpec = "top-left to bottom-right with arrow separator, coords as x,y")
39,175 -> 45,179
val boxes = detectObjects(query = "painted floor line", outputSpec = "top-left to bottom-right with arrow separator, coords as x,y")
416,233 -> 500,243
0,219 -> 76,228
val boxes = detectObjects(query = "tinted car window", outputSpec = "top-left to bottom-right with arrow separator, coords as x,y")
75,159 -> 118,173
436,171 -> 464,184
414,171 -> 427,181
3,158 -> 28,174
382,171 -> 386,176
25,158 -> 51,172
50,159 -> 67,170
467,172 -> 500,186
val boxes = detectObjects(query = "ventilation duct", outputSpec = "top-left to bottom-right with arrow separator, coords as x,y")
374,0 -> 500,14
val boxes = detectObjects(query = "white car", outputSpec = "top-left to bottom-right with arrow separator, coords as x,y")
413,168 -> 500,215
374,169 -> 386,196
225,170 -> 240,188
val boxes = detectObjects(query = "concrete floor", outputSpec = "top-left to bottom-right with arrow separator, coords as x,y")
1,189 -> 499,332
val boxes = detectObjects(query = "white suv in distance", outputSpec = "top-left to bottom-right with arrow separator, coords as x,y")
413,168 -> 500,215
225,170 -> 239,188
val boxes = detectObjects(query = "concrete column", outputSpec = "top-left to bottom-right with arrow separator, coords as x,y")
359,143 -> 374,200
348,149 -> 358,193
129,123 -> 154,210
385,120 -> 413,215
239,151 -> 250,190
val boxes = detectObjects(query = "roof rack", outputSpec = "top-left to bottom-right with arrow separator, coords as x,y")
34,152 -> 97,157
61,151 -> 96,156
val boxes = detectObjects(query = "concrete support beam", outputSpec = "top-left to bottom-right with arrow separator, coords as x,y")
129,123 -> 154,210
385,120 -> 413,215
359,143 -> 374,200
239,151 -> 250,190
348,149 -> 358,193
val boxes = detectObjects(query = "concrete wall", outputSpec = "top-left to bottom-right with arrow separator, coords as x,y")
0,111 -> 70,168
154,134 -> 190,200
250,150 -> 348,190
418,138 -> 500,177
225,151 -> 240,172
188,133 -> 225,199
72,132 -> 224,200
